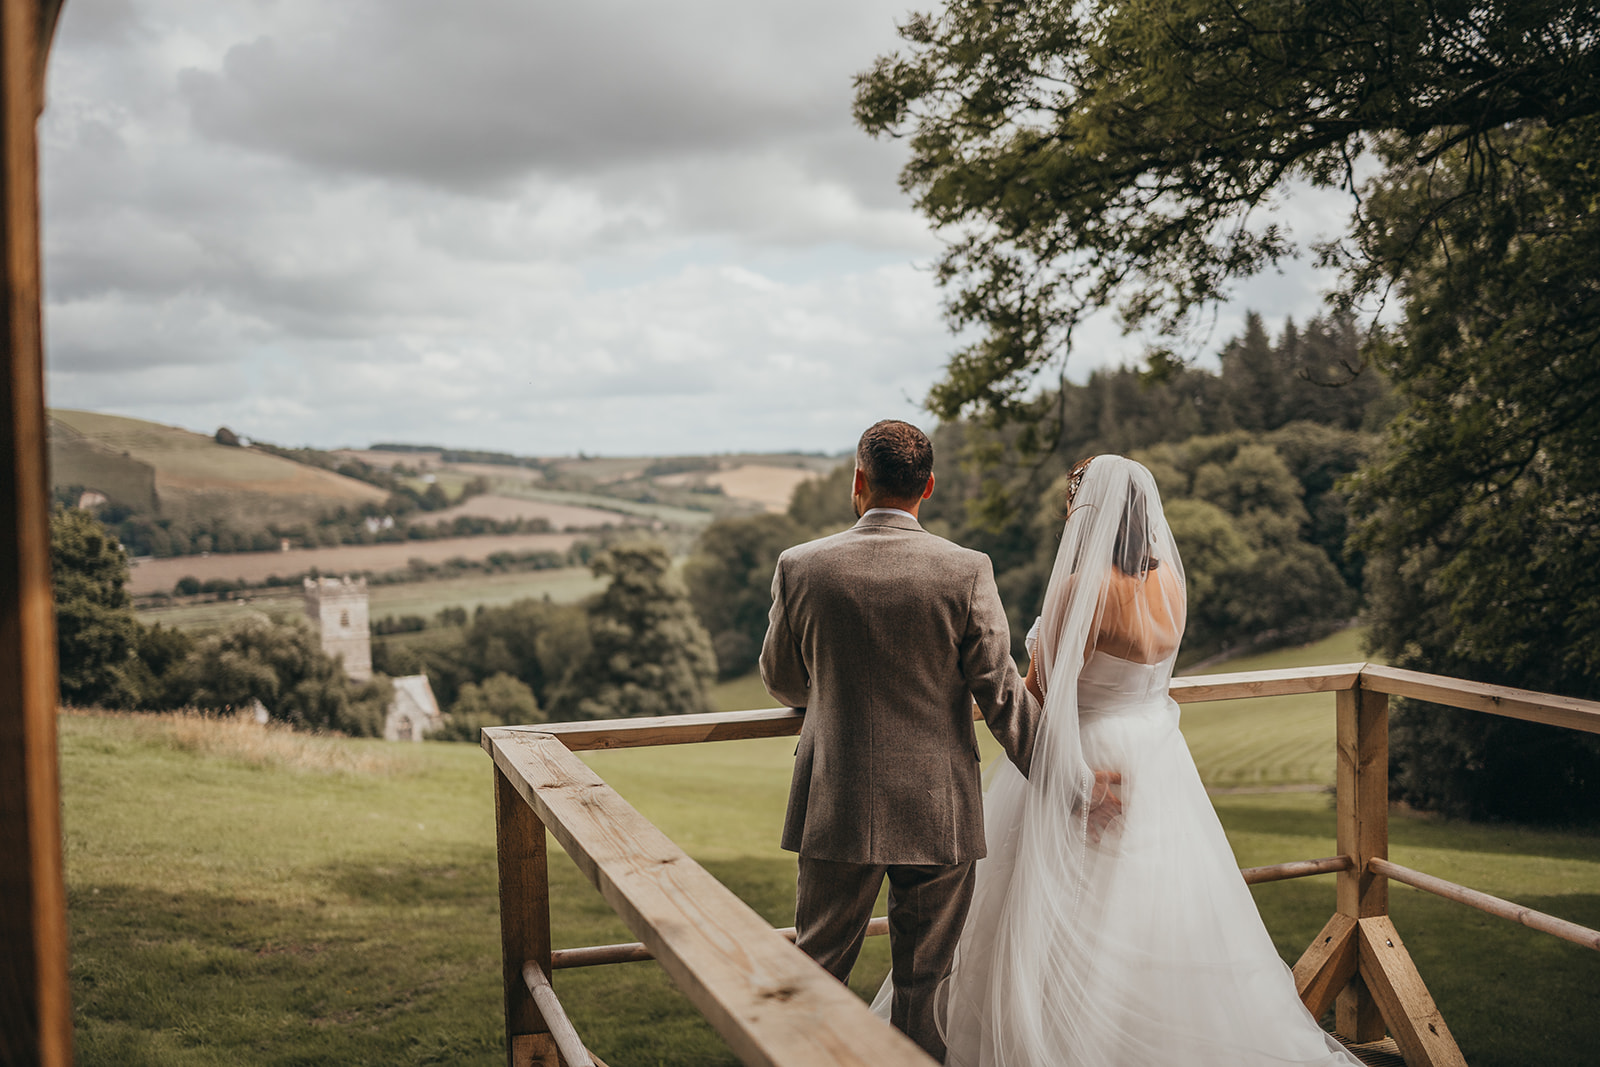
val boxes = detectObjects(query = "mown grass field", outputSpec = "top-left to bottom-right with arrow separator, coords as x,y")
61,634 -> 1600,1066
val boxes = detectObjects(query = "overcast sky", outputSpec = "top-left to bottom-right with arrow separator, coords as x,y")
39,0 -> 1353,456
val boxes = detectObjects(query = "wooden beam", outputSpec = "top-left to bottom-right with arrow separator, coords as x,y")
1169,662 -> 1367,703
1335,686 -> 1388,1042
1357,916 -> 1467,1067
1358,663 -> 1600,735
495,763 -> 553,1067
0,0 -> 70,1063
501,706 -> 803,752
483,729 -> 935,1067
1293,913 -> 1358,1021
521,963 -> 593,1067
1369,857 -> 1600,951
1241,855 -> 1351,886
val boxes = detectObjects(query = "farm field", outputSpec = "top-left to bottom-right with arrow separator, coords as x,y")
654,463 -> 824,512
50,409 -> 386,527
59,672 -> 1600,1066
126,532 -> 582,595
422,493 -> 634,529
498,485 -> 718,527
137,566 -> 609,632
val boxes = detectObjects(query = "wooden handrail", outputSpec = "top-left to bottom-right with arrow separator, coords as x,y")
521,962 -> 594,1066
500,662 -> 1600,755
484,728 -> 936,1066
1358,664 -> 1600,735
1368,857 -> 1600,951
486,662 -> 1600,1067
1241,855 -> 1353,885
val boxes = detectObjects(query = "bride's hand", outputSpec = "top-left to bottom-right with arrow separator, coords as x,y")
1087,769 -> 1123,842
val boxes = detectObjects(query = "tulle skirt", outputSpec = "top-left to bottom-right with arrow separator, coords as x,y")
900,657 -> 1362,1066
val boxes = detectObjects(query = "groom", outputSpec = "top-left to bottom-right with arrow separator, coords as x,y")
759,419 -> 1043,1060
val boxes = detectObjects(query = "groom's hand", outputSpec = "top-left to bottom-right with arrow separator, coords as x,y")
1087,769 -> 1123,843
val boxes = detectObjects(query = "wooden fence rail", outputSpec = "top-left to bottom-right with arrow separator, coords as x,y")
483,661 -> 1600,1067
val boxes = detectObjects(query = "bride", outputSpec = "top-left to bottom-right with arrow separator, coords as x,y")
875,455 -> 1362,1066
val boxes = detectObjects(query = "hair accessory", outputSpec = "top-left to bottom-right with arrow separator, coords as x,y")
1064,456 -> 1094,508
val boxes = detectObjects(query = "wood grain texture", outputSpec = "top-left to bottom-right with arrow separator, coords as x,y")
1359,664 -> 1600,735
1240,855 -> 1351,886
0,1 -> 70,1063
1169,663 -> 1367,703
522,963 -> 593,1067
1293,913 -> 1359,1021
495,764 -> 552,1067
551,917 -> 891,971
485,731 -> 935,1067
1357,917 -> 1467,1067
1336,687 -> 1388,1042
1369,857 -> 1600,951
495,707 -> 803,752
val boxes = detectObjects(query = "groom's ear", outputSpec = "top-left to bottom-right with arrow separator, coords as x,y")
853,467 -> 869,497
921,473 -> 935,501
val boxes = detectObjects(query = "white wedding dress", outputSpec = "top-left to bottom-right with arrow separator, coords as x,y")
873,456 -> 1361,1066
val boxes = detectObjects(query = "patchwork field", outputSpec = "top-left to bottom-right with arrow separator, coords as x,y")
58,652 -> 1600,1065
126,532 -> 582,595
422,493 -> 634,529
654,463 -> 825,512
136,566 -> 609,632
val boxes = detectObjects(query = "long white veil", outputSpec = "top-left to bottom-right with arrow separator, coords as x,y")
937,455 -> 1187,1066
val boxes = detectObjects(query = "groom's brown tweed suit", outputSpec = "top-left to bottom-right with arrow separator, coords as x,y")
760,509 -> 1041,1059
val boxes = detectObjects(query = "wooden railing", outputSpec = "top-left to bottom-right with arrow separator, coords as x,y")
481,662 -> 1600,1067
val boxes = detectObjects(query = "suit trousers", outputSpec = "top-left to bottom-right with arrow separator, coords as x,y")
794,856 -> 977,1061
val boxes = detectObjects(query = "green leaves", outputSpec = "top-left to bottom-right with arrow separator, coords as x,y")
855,0 -> 1600,421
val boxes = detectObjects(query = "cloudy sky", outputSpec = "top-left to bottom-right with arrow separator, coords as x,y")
39,0 -> 1352,456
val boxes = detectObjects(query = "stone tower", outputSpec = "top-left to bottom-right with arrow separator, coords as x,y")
303,576 -> 372,682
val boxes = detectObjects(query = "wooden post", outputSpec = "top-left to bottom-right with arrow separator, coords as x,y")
495,763 -> 558,1067
0,2 -> 69,1065
1335,686 -> 1388,1042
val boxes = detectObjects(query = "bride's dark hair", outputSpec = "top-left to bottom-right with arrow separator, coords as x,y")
1115,484 -> 1155,576
1064,456 -> 1156,576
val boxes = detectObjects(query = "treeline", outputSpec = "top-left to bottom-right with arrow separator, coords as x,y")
51,506 -> 391,733
159,547 -> 578,602
374,542 -> 716,738
687,310 -> 1386,680
52,503 -> 718,738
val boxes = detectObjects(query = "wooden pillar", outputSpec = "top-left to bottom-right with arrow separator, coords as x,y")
495,763 -> 559,1067
0,2 -> 69,1065
1335,686 -> 1388,1042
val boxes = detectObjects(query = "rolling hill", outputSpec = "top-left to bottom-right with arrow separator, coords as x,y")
49,409 -> 388,530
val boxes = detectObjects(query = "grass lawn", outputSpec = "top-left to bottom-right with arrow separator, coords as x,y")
62,629 -> 1600,1065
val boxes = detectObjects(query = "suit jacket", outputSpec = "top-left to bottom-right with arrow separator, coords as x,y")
760,510 -> 1041,865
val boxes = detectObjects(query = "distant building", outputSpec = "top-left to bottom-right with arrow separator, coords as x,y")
385,675 -> 443,742
302,576 -> 372,682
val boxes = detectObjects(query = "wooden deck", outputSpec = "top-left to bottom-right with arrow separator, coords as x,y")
482,662 -> 1600,1067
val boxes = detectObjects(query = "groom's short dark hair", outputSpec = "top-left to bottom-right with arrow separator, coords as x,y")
857,420 -> 934,499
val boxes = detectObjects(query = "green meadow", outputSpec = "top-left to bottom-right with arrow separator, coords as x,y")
62,631 -> 1600,1065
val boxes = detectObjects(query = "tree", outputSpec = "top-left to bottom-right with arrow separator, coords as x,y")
435,672 -> 542,742
684,513 -> 805,679
558,542 -> 717,720
1350,117 -> 1600,822
186,616 -> 388,735
787,462 -> 855,532
50,505 -> 142,706
853,0 -> 1600,426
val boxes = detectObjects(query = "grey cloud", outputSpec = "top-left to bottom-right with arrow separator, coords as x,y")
178,0 -> 903,193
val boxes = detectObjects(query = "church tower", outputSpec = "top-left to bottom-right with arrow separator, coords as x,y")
303,576 -> 372,682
